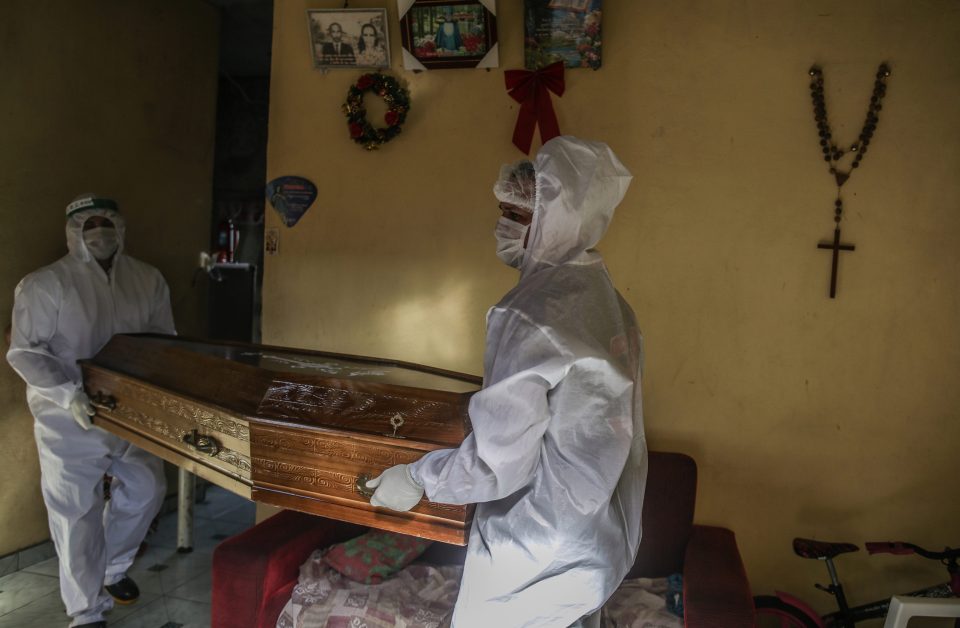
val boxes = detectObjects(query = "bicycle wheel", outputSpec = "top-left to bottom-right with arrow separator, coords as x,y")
754,595 -> 821,628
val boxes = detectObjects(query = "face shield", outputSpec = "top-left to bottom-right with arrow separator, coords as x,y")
492,161 -> 537,268
65,194 -> 125,262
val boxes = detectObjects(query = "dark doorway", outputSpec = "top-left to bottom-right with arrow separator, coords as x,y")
206,0 -> 273,343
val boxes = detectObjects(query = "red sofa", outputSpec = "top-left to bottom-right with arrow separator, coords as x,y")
211,451 -> 755,627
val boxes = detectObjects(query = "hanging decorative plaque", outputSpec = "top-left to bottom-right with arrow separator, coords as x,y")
523,0 -> 602,70
265,176 -> 318,228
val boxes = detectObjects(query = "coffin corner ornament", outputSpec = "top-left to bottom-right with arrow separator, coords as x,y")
266,176 -> 318,228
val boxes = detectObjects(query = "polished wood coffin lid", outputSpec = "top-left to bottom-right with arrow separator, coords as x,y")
80,333 -> 482,544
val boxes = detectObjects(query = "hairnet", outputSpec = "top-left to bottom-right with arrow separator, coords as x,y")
493,160 -> 536,212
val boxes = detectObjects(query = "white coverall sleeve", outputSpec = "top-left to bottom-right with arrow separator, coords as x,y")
410,308 -> 570,505
6,273 -> 78,409
147,273 -> 176,334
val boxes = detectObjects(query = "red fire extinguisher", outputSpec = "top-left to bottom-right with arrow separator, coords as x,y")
216,219 -> 240,263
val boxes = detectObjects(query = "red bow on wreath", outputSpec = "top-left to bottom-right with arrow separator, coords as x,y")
504,61 -> 566,155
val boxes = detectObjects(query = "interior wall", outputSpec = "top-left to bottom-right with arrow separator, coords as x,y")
0,0 -> 219,556
264,0 -> 960,610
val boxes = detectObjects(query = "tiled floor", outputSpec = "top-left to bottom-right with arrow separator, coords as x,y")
0,486 -> 255,628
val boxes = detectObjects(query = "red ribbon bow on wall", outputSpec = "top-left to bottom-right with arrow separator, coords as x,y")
504,61 -> 566,155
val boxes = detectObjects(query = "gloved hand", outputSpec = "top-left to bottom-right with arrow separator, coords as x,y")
366,464 -> 424,512
69,390 -> 96,430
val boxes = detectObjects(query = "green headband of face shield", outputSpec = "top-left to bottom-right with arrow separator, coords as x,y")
65,197 -> 119,217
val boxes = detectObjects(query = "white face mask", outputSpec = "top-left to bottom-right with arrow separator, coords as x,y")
495,217 -> 529,268
83,227 -> 119,260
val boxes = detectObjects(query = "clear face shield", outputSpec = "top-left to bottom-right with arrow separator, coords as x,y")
493,161 -> 536,268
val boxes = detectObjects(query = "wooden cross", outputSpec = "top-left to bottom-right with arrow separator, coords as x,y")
817,227 -> 856,298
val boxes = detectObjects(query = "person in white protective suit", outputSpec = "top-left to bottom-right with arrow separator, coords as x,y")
6,194 -> 175,628
367,136 -> 648,628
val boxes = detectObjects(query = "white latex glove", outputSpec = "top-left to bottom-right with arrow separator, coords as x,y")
69,390 -> 96,430
366,464 -> 424,512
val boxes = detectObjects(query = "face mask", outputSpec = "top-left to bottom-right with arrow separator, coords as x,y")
83,227 -> 119,260
494,217 -> 529,268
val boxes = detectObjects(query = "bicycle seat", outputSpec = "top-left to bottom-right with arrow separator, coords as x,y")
793,537 -> 859,559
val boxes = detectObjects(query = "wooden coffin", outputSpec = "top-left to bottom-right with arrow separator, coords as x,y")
79,334 -> 481,545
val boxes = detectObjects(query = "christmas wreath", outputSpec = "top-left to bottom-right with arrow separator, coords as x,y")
342,73 -> 410,150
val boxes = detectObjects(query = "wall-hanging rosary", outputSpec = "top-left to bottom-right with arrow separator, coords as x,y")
809,62 -> 890,298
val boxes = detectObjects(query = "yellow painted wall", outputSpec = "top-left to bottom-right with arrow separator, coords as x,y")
0,1 -> 219,556
265,0 -> 960,614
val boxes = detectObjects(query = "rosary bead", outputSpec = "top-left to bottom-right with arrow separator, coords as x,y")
835,215 -> 842,222
824,155 -> 832,162
835,199 -> 843,207
835,208 -> 843,215
851,161 -> 859,168
809,67 -> 819,76
850,144 -> 858,152
820,139 -> 827,146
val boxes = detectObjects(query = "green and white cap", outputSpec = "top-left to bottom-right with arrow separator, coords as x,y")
65,194 -> 119,217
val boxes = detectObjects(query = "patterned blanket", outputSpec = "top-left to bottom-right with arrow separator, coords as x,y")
276,550 -> 683,628
276,550 -> 460,628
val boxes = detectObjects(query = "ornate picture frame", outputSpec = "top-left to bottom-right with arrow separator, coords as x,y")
307,8 -> 391,70
398,0 -> 498,70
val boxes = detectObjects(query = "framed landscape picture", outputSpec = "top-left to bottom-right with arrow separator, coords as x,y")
524,0 -> 602,70
398,0 -> 498,70
307,8 -> 391,70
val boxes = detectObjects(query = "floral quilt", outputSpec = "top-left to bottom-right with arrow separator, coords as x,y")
276,551 -> 682,628
276,550 -> 460,628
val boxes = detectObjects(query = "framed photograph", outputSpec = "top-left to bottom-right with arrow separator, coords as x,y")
307,8 -> 391,70
398,0 -> 498,70
523,0 -> 602,70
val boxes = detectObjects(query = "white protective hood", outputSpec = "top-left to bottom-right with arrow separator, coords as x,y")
521,136 -> 632,276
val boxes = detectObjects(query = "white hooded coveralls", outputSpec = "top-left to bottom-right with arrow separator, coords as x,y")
6,203 -> 175,627
410,136 -> 647,627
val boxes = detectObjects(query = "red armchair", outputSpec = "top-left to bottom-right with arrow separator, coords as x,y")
211,451 -> 754,627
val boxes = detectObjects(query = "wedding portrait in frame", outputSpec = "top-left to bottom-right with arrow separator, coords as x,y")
399,0 -> 498,70
307,8 -> 391,70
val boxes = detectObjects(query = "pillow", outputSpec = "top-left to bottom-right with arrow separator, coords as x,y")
322,529 -> 432,584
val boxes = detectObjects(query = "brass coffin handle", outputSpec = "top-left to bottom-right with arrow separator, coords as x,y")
182,429 -> 221,457
355,474 -> 375,499
89,391 -> 117,411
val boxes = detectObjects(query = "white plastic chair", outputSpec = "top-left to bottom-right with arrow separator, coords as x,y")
881,595 -> 960,628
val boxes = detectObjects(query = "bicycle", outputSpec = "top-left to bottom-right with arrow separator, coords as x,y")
753,537 -> 960,627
